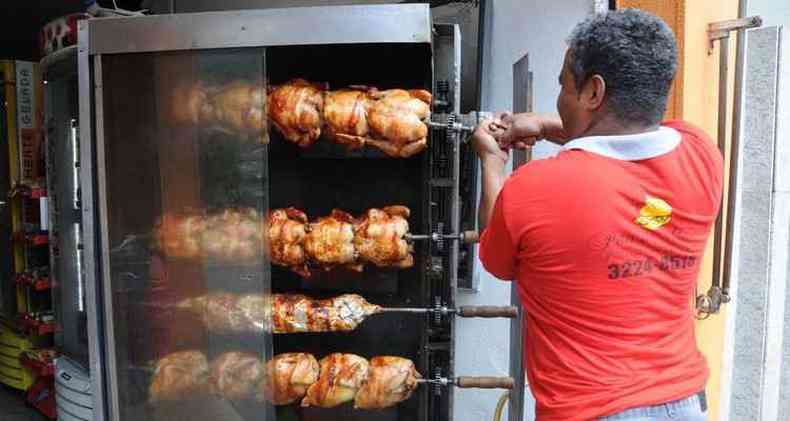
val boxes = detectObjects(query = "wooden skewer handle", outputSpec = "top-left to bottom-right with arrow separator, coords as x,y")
455,376 -> 515,389
461,230 -> 480,244
457,305 -> 518,318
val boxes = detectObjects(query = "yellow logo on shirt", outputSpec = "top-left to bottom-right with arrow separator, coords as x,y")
635,196 -> 672,230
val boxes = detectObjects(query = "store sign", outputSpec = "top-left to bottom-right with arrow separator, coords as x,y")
16,61 -> 40,184
15,61 -> 35,129
20,129 -> 38,183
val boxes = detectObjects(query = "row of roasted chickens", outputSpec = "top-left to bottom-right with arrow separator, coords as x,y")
170,79 -> 432,158
177,293 -> 381,335
150,350 -> 420,410
153,206 -> 413,278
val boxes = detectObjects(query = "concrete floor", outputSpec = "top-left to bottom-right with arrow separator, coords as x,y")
0,384 -> 48,421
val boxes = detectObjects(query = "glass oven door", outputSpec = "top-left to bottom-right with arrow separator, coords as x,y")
95,48 -> 273,421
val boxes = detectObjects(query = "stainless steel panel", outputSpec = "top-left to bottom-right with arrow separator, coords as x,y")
55,357 -> 94,419
433,23 -> 462,420
77,20 -> 108,421
93,53 -> 123,421
433,24 -> 462,116
149,0 -> 399,14
89,5 -> 431,55
42,45 -> 90,366
508,53 -> 530,421
435,24 -> 479,294
512,54 -> 532,169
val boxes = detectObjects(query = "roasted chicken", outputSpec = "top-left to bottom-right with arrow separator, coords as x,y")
322,88 -> 370,150
153,206 -> 414,275
149,350 -> 209,403
258,353 -> 320,405
268,79 -> 326,147
271,294 -> 381,333
207,351 -> 264,400
268,208 -> 309,277
150,351 -> 422,409
153,208 -> 264,263
168,78 -> 431,157
177,293 -> 381,334
304,209 -> 360,271
354,206 -> 413,268
302,353 -> 370,408
366,89 -> 431,158
354,356 -> 421,410
320,87 -> 431,157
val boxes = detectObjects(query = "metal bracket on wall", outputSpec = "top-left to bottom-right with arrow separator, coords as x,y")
707,16 -> 762,53
698,16 -> 762,318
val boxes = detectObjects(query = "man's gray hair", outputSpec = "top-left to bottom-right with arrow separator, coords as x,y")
567,9 -> 678,126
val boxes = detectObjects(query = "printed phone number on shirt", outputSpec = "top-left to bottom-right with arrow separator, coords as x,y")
607,255 -> 697,280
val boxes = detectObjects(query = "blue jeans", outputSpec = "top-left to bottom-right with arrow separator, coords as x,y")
598,392 -> 708,421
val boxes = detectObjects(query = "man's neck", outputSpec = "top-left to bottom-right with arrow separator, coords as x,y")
579,115 -> 659,138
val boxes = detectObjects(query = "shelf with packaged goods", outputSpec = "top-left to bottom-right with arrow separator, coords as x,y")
8,184 -> 47,200
19,349 -> 56,377
16,313 -> 56,336
14,273 -> 51,291
11,231 -> 49,247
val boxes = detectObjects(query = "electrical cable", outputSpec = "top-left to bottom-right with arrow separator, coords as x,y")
493,391 -> 510,421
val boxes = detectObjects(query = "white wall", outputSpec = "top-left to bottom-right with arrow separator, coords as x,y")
748,0 -> 790,29
745,3 -> 790,421
720,2 -> 790,420
453,1 -> 594,420
479,0 -> 595,158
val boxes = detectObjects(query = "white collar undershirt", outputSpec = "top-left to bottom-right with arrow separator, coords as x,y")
561,126 -> 681,161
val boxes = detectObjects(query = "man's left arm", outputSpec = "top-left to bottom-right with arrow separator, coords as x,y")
472,121 -> 517,280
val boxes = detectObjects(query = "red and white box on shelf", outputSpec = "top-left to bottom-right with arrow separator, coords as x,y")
39,13 -> 91,57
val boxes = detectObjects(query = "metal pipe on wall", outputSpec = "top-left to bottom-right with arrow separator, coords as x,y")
702,15 -> 761,315
711,36 -> 729,301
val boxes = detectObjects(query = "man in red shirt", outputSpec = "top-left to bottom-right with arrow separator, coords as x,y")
473,9 -> 723,421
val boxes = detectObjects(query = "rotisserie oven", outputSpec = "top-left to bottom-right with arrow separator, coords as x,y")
79,5 -> 518,421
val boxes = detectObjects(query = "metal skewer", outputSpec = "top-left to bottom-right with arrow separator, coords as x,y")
416,376 -> 515,390
379,305 -> 518,318
406,230 -> 479,244
380,307 -> 435,314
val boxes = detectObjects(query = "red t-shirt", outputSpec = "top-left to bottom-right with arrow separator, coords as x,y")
479,121 -> 723,420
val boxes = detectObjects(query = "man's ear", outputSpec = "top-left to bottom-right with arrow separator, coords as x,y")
581,74 -> 606,111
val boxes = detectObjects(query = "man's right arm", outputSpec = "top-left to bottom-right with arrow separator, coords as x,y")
497,113 -> 568,147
